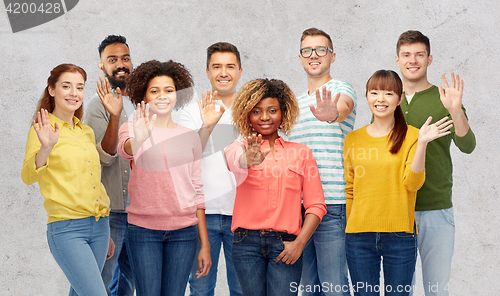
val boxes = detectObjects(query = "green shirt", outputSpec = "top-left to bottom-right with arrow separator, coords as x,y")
401,85 -> 476,211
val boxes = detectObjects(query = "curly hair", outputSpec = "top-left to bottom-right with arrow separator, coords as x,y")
34,63 -> 86,122
126,60 -> 194,110
232,79 -> 299,137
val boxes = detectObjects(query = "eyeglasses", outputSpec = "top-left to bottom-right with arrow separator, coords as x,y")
300,46 -> 333,58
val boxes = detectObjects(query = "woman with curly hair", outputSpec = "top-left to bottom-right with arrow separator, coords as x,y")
225,78 -> 327,296
114,60 -> 211,295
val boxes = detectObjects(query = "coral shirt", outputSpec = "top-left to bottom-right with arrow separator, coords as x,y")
225,137 -> 326,236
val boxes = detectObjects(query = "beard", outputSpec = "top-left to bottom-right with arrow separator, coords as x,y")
104,67 -> 130,90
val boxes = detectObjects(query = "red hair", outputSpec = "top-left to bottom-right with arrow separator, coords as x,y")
34,64 -> 87,122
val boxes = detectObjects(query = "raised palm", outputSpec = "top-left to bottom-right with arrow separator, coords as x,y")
97,77 -> 123,117
309,85 -> 340,121
198,90 -> 225,127
419,116 -> 453,144
438,72 -> 463,114
241,134 -> 271,168
33,108 -> 59,149
133,101 -> 156,145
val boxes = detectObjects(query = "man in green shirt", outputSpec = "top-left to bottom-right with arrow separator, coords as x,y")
395,30 -> 476,296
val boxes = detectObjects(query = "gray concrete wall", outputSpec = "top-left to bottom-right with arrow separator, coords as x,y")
1,0 -> 498,295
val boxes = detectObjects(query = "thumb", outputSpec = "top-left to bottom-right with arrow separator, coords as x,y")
423,116 -> 433,127
309,104 -> 316,114
332,92 -> 341,105
262,148 -> 271,158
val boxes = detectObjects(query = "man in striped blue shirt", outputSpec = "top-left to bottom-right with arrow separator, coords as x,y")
289,28 -> 356,296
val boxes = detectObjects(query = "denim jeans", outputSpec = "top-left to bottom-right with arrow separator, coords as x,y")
126,223 -> 198,296
101,212 -> 134,296
301,204 -> 350,296
47,216 -> 110,296
346,231 -> 417,296
411,208 -> 455,296
232,228 -> 303,296
188,214 -> 242,296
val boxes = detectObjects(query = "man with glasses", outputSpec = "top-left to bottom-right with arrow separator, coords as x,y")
289,28 -> 356,296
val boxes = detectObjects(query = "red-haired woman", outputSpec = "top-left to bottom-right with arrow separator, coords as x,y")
343,70 -> 452,296
22,64 -> 121,295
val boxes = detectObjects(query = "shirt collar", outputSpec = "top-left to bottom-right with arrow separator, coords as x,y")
48,113 -> 82,129
259,136 -> 285,147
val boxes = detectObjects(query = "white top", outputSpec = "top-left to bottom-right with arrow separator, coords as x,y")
405,94 -> 414,104
177,99 -> 238,215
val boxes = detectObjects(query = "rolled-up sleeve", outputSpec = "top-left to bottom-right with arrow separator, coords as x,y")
224,140 -> 249,186
302,148 -> 326,221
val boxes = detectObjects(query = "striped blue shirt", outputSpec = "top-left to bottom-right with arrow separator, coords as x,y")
289,79 -> 357,203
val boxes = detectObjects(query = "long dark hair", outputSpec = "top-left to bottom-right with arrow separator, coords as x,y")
366,70 -> 407,154
34,64 -> 87,122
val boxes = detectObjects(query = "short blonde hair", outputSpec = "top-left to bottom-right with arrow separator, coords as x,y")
232,79 -> 299,137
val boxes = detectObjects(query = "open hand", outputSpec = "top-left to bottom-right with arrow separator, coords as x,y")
239,134 -> 271,168
97,77 -> 123,117
132,101 -> 156,145
309,85 -> 340,121
33,108 -> 59,149
198,90 -> 225,128
438,72 -> 464,114
418,116 -> 453,144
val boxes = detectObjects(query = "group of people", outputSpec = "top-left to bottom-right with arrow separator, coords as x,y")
21,28 -> 475,296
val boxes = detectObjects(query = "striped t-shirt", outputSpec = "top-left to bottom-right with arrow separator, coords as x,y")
289,79 -> 357,204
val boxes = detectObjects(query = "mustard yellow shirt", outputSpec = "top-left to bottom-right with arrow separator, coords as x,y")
344,125 -> 425,233
21,113 -> 110,224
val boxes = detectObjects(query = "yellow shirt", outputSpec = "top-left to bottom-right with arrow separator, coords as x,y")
21,113 -> 110,224
344,125 -> 425,233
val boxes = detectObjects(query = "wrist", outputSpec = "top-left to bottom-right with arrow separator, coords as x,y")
449,109 -> 464,119
326,110 -> 340,124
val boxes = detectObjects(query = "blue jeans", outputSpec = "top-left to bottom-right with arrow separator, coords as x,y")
189,214 -> 242,296
101,212 -> 134,296
301,204 -> 349,296
346,231 -> 417,296
47,216 -> 110,296
411,208 -> 455,296
232,228 -> 303,296
126,223 -> 198,296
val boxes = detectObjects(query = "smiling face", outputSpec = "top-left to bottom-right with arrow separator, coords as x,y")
99,43 -> 132,89
49,72 -> 85,119
144,75 -> 177,116
396,42 -> 433,83
367,89 -> 402,120
207,52 -> 242,97
249,97 -> 282,143
299,35 -> 335,79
